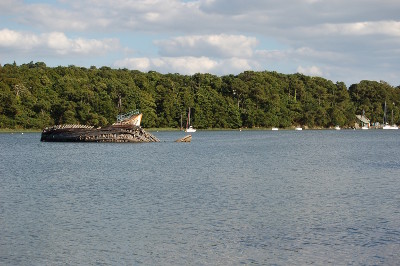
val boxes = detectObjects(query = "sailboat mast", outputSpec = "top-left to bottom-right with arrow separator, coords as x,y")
186,107 -> 190,129
384,101 -> 387,125
118,94 -> 122,124
362,109 -> 365,127
189,107 -> 191,126
392,109 -> 394,125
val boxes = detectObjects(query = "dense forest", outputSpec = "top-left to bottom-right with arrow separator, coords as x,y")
1,62 -> 399,129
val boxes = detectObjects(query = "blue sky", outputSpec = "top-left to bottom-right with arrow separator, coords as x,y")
1,0 -> 400,86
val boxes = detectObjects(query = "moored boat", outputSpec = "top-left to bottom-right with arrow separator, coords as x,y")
382,101 -> 398,130
186,126 -> 196,133
185,107 -> 196,132
383,125 -> 398,130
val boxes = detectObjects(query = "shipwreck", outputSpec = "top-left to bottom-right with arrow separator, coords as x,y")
40,110 -> 160,143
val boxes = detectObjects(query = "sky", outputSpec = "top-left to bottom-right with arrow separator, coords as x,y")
1,0 -> 400,86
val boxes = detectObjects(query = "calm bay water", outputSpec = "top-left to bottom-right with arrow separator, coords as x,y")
1,130 -> 399,265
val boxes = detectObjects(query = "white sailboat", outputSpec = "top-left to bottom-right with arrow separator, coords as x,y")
383,124 -> 398,130
186,125 -> 196,132
382,101 -> 398,130
185,107 -> 196,132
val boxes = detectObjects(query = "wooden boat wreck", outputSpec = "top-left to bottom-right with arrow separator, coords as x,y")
41,111 -> 160,143
175,135 -> 192,142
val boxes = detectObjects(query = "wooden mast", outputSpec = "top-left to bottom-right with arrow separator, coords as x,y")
186,107 -> 190,130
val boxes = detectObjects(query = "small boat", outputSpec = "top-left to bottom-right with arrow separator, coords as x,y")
185,107 -> 196,132
295,127 -> 303,131
382,101 -> 398,130
271,127 -> 279,131
335,125 -> 341,130
383,124 -> 398,130
186,126 -> 196,133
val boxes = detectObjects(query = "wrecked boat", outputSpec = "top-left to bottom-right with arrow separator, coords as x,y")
40,110 -> 160,143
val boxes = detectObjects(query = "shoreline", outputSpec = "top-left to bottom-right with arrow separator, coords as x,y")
0,126 -> 385,133
0,128 -> 42,133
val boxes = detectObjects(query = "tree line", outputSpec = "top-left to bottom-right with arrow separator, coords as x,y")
1,61 -> 399,129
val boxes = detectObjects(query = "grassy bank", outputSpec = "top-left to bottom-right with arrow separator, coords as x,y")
0,128 -> 42,133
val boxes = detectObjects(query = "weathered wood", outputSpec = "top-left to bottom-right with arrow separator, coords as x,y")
41,124 -> 160,143
175,135 -> 192,142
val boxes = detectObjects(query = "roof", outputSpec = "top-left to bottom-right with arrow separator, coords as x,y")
355,115 -> 370,123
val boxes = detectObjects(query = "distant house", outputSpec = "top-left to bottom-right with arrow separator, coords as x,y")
355,114 -> 370,128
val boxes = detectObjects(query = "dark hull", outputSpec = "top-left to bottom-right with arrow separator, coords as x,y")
40,125 -> 160,143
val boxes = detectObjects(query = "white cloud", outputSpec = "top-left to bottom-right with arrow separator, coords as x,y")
113,34 -> 260,74
0,29 -> 119,56
255,47 -> 345,63
297,65 -> 323,77
1,0 -> 400,85
114,56 -> 218,74
155,34 -> 257,58
219,57 -> 254,74
114,57 -> 152,71
114,55 -> 259,75
45,32 -> 71,53
10,0 -> 198,32
0,29 -> 40,49
299,20 -> 400,37
145,12 -> 161,22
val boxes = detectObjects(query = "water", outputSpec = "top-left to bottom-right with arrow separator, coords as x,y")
1,130 -> 399,265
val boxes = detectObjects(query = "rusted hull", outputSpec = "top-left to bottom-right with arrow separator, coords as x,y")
41,125 -> 160,143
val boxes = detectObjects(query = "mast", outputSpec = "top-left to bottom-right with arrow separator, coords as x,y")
118,95 -> 122,113
118,94 -> 122,124
362,109 -> 365,127
384,101 -> 387,125
186,107 -> 190,129
392,109 -> 394,126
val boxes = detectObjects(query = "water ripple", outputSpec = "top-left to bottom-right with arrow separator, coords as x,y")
1,131 -> 399,265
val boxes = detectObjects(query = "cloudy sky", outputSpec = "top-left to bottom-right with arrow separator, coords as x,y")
1,0 -> 399,86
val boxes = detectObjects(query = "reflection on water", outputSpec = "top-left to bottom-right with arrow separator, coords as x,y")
1,130 -> 399,265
